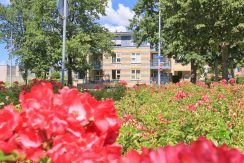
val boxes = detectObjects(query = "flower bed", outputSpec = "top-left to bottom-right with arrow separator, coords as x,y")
0,80 -> 244,162
116,80 -> 244,153
0,79 -> 62,108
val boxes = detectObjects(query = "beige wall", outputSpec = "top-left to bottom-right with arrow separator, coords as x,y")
88,47 -> 192,85
102,47 -> 151,85
0,65 -> 7,82
235,67 -> 244,77
170,58 -> 191,74
0,65 -> 35,83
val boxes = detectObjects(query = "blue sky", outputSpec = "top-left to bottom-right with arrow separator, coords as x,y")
0,0 -> 137,64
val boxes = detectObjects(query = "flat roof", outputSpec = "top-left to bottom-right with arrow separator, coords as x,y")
112,32 -> 132,36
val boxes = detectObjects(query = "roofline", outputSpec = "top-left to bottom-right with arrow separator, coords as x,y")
112,31 -> 132,36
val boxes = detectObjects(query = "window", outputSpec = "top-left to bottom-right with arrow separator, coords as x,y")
131,70 -> 141,80
112,70 -> 121,80
175,57 -> 181,63
112,53 -> 121,63
131,53 -> 141,63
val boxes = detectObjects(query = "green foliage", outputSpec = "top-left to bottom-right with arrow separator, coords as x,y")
0,0 -> 113,85
0,86 -> 21,108
0,151 -> 19,162
51,71 -> 61,80
88,84 -> 127,101
130,0 -> 244,80
115,83 -> 244,153
236,76 -> 244,84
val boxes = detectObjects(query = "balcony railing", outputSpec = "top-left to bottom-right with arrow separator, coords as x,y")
91,63 -> 102,69
150,60 -> 171,69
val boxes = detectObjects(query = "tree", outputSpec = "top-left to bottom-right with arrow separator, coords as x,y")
0,0 -> 114,85
203,0 -> 244,80
130,0 -> 244,82
130,0 -> 210,83
0,0 -> 60,82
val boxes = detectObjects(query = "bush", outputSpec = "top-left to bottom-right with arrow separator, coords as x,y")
0,81 -> 21,108
88,84 -> 126,101
51,71 -> 61,80
116,81 -> 244,153
236,76 -> 244,84
1,81 -> 244,162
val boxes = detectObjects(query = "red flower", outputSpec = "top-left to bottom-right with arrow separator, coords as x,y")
187,104 -> 197,111
123,114 -> 134,122
118,80 -> 127,86
220,79 -> 227,85
93,85 -> 104,89
19,128 -> 43,148
176,91 -> 188,101
92,98 -> 121,145
217,94 -> 226,100
201,96 -> 210,103
157,114 -> 171,123
0,81 -> 5,85
13,81 -> 19,85
228,78 -> 235,85
0,141 -> 16,154
0,105 -> 20,141
121,137 -> 244,163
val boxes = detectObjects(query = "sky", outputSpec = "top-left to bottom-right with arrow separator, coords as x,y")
0,0 -> 137,64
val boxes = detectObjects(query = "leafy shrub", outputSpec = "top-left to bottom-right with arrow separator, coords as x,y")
116,81 -> 244,153
51,71 -> 61,80
237,76 -> 244,84
0,79 -> 62,109
1,81 -> 244,163
88,84 -> 127,101
0,81 -> 21,108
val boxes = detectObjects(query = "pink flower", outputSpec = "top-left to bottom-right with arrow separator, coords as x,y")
0,105 -> 20,141
123,114 -> 134,122
217,94 -> 226,100
228,78 -> 235,85
187,104 -> 197,111
201,96 -> 210,103
176,91 -> 188,101
121,137 -> 244,163
157,114 -> 171,123
93,85 -> 104,89
220,79 -> 227,85
119,80 -> 127,86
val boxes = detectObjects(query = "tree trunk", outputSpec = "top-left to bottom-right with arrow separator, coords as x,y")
230,63 -> 235,78
67,68 -> 73,86
24,69 -> 28,85
190,59 -> 197,84
214,59 -> 219,81
67,56 -> 73,86
221,43 -> 229,80
44,72 -> 47,79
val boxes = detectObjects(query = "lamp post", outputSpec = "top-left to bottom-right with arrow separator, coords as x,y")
10,27 -> 13,86
157,0 -> 161,85
61,0 -> 67,85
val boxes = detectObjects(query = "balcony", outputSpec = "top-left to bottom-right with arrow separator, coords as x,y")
91,62 -> 102,69
150,60 -> 171,69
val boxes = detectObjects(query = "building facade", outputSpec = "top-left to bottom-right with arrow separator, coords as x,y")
86,32 -> 191,86
0,64 -> 35,83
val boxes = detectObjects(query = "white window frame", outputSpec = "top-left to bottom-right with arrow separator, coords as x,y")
131,69 -> 141,80
112,70 -> 121,80
112,53 -> 121,63
131,53 -> 141,63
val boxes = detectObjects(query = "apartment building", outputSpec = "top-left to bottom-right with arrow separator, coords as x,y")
0,64 -> 35,83
86,32 -> 191,86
